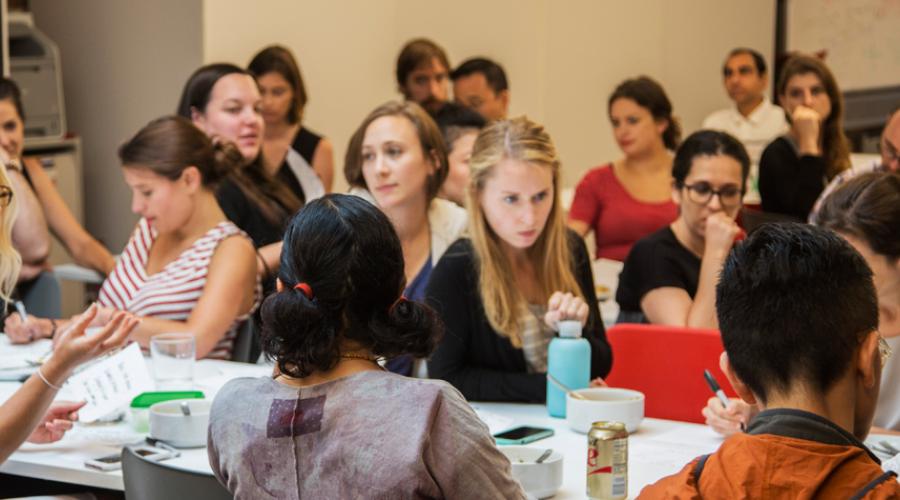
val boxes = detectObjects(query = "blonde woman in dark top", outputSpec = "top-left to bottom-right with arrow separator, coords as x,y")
426,117 -> 611,402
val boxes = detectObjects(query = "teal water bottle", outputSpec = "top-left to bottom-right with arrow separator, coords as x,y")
546,320 -> 591,417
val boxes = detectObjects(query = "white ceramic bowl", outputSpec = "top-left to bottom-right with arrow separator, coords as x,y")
499,445 -> 564,499
149,399 -> 211,448
566,387 -> 645,433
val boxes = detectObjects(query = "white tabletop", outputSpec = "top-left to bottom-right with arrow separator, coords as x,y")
3,337 -> 895,498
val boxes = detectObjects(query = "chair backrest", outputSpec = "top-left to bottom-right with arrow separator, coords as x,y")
121,446 -> 233,500
604,323 -> 737,424
231,315 -> 262,363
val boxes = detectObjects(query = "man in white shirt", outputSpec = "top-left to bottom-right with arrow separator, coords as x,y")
703,48 -> 789,203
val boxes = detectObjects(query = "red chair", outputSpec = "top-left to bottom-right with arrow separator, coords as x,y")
604,323 -> 737,424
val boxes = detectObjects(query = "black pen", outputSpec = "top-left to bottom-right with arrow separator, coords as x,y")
703,369 -> 745,432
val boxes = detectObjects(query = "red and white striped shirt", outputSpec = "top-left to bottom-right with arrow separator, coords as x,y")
99,218 -> 259,360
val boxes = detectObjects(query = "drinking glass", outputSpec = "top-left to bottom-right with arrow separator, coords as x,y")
150,333 -> 195,390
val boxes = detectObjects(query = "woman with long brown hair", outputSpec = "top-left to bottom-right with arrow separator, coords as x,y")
426,117 -> 611,402
758,54 -> 850,220
177,63 -> 302,290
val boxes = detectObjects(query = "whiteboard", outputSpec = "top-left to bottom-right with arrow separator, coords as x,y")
788,0 -> 900,91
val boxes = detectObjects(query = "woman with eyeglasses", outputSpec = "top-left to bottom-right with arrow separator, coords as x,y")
704,171 -> 900,435
616,130 -> 749,328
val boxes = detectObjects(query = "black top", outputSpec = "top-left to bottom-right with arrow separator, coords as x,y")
274,126 -> 323,204
215,179 -> 288,249
292,126 -> 323,165
758,136 -> 827,221
616,226 -> 700,319
425,232 -> 612,403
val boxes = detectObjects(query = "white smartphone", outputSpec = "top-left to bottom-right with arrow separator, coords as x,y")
84,445 -> 177,471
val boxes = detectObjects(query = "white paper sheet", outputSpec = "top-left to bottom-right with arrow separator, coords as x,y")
65,343 -> 153,422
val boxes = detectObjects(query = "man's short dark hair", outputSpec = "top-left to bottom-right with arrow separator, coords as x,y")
433,102 -> 486,148
396,38 -> 450,89
716,223 -> 878,404
725,47 -> 767,75
451,57 -> 509,94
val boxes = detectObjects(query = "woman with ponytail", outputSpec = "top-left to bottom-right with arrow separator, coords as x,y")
5,116 -> 259,359
208,194 -> 524,499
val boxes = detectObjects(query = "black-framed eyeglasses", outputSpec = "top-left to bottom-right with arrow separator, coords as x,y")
681,182 -> 743,207
0,186 -> 12,208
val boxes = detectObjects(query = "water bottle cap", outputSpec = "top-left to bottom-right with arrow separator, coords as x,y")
558,320 -> 582,338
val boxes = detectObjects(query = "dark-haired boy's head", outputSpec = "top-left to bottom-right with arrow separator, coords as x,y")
451,57 -> 509,121
716,223 -> 881,438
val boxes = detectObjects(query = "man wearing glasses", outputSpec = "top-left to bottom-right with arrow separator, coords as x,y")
809,106 -> 900,221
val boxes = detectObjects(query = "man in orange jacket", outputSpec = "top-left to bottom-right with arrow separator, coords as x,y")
640,223 -> 899,499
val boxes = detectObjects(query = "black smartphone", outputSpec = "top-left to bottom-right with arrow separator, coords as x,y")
493,426 -> 555,445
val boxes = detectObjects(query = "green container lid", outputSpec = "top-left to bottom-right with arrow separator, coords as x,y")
130,391 -> 205,409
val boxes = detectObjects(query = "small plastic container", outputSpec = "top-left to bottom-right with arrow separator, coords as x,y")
130,391 -> 205,433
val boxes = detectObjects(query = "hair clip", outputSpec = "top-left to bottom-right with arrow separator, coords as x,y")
389,295 -> 407,314
294,282 -> 313,299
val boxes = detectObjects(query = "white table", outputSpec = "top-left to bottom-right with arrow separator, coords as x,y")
2,337 -> 895,498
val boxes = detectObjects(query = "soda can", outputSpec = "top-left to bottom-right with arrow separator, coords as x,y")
587,421 -> 628,499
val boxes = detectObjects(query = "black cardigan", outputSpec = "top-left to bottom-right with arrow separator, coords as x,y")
425,232 -> 612,403
758,136 -> 827,221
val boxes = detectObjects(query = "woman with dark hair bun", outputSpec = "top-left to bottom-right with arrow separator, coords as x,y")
616,129 -> 749,329
569,76 -> 680,261
207,194 -> 524,499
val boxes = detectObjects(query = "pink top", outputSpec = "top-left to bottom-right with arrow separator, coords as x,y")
99,218 -> 259,360
569,164 -> 678,261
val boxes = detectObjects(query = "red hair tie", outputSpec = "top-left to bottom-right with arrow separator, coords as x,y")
294,282 -> 313,299
390,295 -> 407,313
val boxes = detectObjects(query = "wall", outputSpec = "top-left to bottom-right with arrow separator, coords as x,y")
30,0 -> 203,249
26,1 -> 775,248
203,0 -> 775,190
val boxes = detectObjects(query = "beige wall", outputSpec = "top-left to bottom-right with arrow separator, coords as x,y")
204,0 -> 775,191
31,0 -> 203,249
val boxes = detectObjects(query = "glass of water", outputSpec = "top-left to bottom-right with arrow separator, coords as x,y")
150,333 -> 196,390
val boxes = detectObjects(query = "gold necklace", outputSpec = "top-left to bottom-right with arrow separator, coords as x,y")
340,353 -> 380,363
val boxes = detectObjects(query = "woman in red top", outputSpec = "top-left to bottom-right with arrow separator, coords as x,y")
568,76 -> 680,261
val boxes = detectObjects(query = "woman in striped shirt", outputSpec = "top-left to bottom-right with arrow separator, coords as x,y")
5,116 -> 259,359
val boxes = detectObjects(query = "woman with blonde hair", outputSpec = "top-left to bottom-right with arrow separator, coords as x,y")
0,162 -> 138,464
759,54 -> 851,220
426,117 -> 611,402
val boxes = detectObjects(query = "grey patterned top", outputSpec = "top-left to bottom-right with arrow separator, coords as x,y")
208,370 -> 526,499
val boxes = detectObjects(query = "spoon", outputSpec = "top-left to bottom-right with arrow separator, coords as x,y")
547,373 -> 588,400
535,449 -> 553,464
